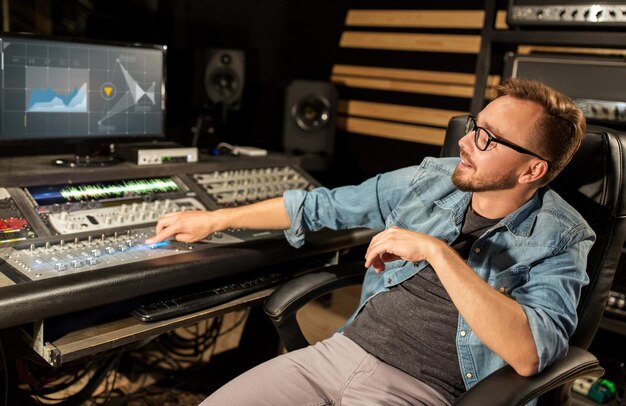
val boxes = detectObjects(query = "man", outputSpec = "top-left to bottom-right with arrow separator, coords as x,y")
145,78 -> 594,405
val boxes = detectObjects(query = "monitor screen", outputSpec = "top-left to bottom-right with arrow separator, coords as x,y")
0,33 -> 165,143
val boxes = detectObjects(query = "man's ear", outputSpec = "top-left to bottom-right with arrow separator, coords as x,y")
519,160 -> 548,184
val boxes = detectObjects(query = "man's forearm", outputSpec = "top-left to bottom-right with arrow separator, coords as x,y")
428,240 -> 539,376
218,197 -> 291,230
146,197 -> 292,244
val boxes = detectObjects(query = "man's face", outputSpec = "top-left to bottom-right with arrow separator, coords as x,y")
451,96 -> 544,192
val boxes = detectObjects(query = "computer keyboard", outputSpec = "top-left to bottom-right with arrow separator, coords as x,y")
131,272 -> 285,322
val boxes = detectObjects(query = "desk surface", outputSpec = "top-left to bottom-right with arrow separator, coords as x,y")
0,153 -> 376,329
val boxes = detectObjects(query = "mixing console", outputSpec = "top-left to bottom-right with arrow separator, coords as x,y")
0,187 -> 36,243
1,226 -> 244,281
193,166 -> 315,207
26,176 -> 205,235
0,161 -> 320,283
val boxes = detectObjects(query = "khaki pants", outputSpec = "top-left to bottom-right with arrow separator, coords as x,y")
200,333 -> 450,406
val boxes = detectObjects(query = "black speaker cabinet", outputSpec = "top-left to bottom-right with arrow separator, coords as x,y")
195,48 -> 245,110
282,80 -> 337,171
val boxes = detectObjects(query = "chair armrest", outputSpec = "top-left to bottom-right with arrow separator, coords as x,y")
263,262 -> 365,351
454,346 -> 604,406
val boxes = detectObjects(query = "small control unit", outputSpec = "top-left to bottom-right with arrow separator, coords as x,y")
116,146 -> 199,165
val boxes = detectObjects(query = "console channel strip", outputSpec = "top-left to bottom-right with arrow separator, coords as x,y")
24,176 -> 206,234
0,226 -> 245,281
192,166 -> 316,208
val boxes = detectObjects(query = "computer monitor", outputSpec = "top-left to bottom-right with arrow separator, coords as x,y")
0,33 -> 166,165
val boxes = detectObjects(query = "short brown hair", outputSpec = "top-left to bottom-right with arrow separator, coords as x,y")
497,78 -> 586,185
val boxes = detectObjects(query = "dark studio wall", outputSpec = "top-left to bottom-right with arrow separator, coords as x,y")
3,0 -> 348,153
3,0 -> 495,188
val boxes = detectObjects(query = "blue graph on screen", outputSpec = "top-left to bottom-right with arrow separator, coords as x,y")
25,66 -> 89,113
26,83 -> 88,113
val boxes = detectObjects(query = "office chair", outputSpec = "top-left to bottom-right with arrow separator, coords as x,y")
264,116 -> 626,405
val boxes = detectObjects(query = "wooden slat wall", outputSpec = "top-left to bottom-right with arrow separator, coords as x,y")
333,5 -> 506,147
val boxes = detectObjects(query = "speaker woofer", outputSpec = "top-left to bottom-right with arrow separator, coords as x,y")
205,68 -> 240,105
292,94 -> 331,132
195,48 -> 245,110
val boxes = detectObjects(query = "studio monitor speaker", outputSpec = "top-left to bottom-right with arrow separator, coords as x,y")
196,48 -> 245,110
282,80 -> 337,170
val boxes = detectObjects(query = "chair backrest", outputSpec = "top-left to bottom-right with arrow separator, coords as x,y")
442,115 -> 626,350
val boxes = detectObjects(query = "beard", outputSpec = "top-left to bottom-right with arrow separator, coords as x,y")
451,161 -> 519,192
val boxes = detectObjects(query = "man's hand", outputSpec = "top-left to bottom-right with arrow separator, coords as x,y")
364,226 -> 446,272
366,228 -> 539,376
145,210 -> 221,244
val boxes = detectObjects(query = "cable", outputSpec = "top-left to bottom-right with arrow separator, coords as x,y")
127,312 -> 246,373
215,142 -> 236,155
9,351 -> 122,406
217,309 -> 248,337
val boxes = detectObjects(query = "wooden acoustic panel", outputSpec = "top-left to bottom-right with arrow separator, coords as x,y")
345,10 -> 509,30
338,100 -> 466,128
340,32 -> 482,54
332,74 -> 475,98
338,116 -> 446,146
346,10 -> 485,29
334,6 -> 507,147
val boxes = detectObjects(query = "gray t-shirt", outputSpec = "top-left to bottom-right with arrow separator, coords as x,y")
343,207 -> 500,403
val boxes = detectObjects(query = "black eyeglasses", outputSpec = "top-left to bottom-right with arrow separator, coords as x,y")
465,116 -> 549,163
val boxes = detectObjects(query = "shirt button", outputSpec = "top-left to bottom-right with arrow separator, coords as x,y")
499,287 -> 506,293
460,330 -> 467,337
474,247 -> 481,254
466,372 -> 473,379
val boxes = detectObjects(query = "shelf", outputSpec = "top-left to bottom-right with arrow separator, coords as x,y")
21,287 -> 274,367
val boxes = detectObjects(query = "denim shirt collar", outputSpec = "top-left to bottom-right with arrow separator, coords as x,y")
500,191 -> 542,237
434,189 -> 471,226
435,188 -> 543,238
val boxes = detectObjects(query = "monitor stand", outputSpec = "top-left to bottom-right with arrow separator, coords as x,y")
52,155 -> 122,167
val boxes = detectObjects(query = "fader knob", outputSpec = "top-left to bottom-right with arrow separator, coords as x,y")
70,259 -> 84,268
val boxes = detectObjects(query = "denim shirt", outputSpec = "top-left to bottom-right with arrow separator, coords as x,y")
283,157 -> 595,395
